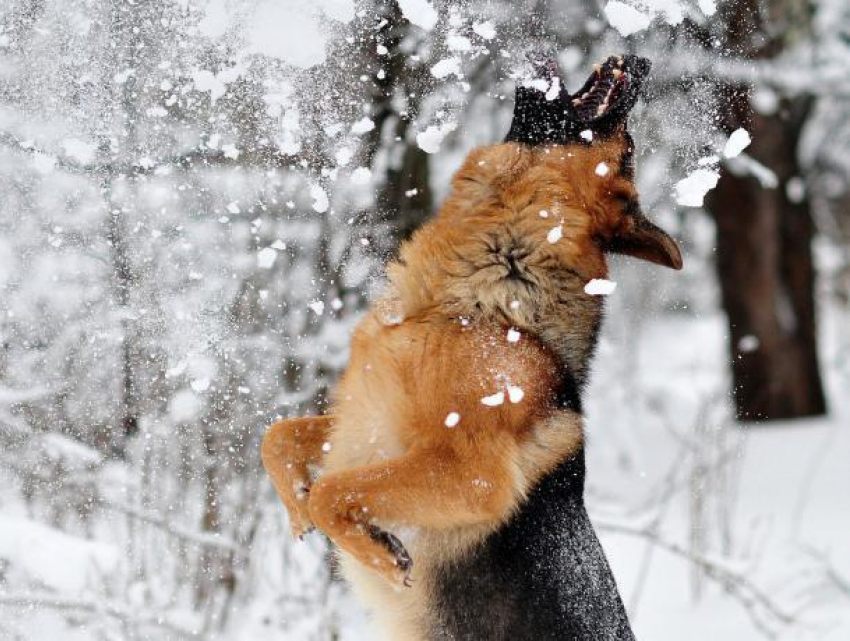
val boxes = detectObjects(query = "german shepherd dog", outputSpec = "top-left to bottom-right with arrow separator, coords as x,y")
263,55 -> 682,640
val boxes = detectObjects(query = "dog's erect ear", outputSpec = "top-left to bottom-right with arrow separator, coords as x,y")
505,59 -> 573,144
608,212 -> 683,270
505,54 -> 652,144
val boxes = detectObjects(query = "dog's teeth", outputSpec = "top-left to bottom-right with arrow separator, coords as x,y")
572,98 -> 582,105
612,68 -> 623,78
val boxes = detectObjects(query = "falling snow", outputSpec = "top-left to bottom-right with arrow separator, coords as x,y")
723,128 -> 752,159
674,168 -> 721,207
1,2 -> 847,641
444,412 -> 461,427
481,391 -> 505,406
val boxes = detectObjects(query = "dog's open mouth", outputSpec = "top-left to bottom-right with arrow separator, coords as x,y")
571,57 -> 628,121
504,53 -> 651,144
567,55 -> 650,125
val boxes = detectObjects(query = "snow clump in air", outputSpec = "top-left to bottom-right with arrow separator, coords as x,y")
472,21 -> 496,40
584,279 -> 617,296
257,247 -> 278,269
397,0 -> 438,30
310,184 -> 330,213
431,57 -> 461,79
416,122 -> 457,154
604,0 -> 686,36
351,117 -> 375,135
698,0 -> 717,16
674,168 -> 720,207
350,167 -> 372,184
481,391 -> 505,406
507,384 -> 525,403
603,2 -> 652,36
723,128 -> 752,159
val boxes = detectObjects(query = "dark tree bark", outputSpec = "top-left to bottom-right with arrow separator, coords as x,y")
705,0 -> 827,421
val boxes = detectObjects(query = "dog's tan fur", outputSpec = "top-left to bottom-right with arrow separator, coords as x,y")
262,132 -> 681,639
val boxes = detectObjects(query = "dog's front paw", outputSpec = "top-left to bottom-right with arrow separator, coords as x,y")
366,524 -> 413,588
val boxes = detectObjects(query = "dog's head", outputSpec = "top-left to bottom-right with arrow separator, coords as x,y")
391,55 -> 680,326
501,54 -> 682,272
433,56 -> 680,283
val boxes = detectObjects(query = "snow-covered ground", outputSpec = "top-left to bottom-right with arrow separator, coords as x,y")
587,309 -> 850,641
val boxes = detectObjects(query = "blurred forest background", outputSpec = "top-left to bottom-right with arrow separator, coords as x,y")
0,0 -> 848,639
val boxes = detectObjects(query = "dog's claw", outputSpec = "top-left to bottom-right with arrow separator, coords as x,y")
366,524 -> 413,582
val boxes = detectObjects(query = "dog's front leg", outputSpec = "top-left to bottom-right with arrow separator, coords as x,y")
308,444 -> 519,587
261,415 -> 333,538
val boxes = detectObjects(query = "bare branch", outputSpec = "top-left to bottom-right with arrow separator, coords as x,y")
595,516 -> 796,638
97,499 -> 239,551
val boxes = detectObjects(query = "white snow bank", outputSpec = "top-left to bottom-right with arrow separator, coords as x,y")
0,515 -> 119,593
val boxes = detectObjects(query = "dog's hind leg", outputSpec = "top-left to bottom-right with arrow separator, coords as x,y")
261,416 -> 333,538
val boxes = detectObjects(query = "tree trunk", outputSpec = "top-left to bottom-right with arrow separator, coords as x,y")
708,92 -> 826,420
706,0 -> 827,421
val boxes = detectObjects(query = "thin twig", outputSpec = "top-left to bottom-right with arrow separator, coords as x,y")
596,517 -> 796,638
97,499 -> 238,551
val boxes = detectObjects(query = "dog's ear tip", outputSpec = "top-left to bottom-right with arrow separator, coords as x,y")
666,245 -> 684,270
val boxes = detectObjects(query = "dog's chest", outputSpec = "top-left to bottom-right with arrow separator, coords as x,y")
321,314 -> 411,473
320,312 -> 511,473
